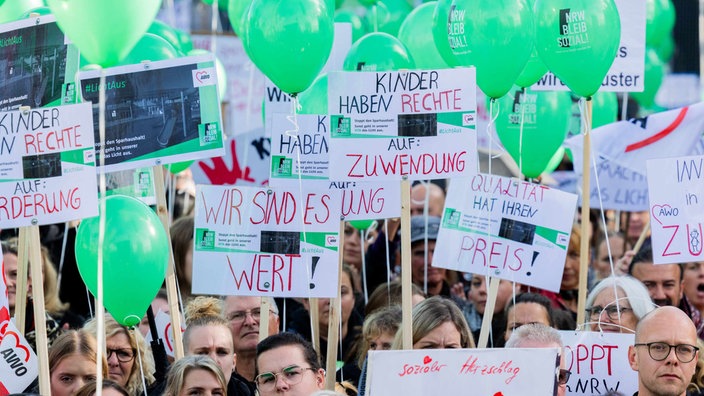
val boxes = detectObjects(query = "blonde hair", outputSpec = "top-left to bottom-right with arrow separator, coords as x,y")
164,355 -> 227,396
183,296 -> 231,350
49,329 -> 108,377
83,314 -> 156,394
392,296 -> 475,350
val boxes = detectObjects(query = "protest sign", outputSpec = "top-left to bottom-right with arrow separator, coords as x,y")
0,103 -> 98,228
144,310 -> 185,358
327,68 -> 477,181
269,113 -> 401,220
0,16 -> 80,111
0,320 -> 39,395
559,331 -> 637,396
533,0 -> 646,93
366,347 -> 558,396
77,55 -> 225,172
193,184 -> 341,297
582,156 -> 648,212
434,174 -> 578,292
647,155 -> 704,264
102,167 -> 157,206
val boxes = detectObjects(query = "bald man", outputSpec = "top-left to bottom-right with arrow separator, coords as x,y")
410,182 -> 445,217
628,306 -> 699,396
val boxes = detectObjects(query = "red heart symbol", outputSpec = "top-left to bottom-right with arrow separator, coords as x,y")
195,71 -> 208,83
493,392 -> 504,396
4,331 -> 31,362
164,323 -> 173,351
651,204 -> 673,225
423,356 -> 432,364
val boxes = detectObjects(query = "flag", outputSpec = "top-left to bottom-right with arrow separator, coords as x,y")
566,102 -> 704,175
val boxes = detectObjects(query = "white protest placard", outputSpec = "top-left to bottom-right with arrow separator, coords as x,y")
327,68 -> 477,181
533,0 -> 646,93
559,331 -> 637,396
269,113 -> 401,220
0,16 -> 80,111
77,55 -> 225,172
0,103 -> 98,228
434,174 -> 578,292
646,155 -> 704,264
0,321 -> 39,394
193,184 -> 341,297
581,156 -> 648,212
367,347 -> 559,396
144,310 -> 185,358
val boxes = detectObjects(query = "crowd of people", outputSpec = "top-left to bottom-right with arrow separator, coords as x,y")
5,179 -> 704,396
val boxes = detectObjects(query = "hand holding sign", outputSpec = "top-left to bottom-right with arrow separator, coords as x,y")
75,195 -> 168,326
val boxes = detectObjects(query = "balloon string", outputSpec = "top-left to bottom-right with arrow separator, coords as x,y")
620,92 -> 629,121
518,88 -> 525,177
134,328 -> 148,396
97,68 -> 107,396
372,5 -> 378,32
210,0 -> 219,53
360,229 -> 369,305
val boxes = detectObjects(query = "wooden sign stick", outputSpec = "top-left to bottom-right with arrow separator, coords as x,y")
477,276 -> 500,348
400,178 -> 412,349
577,98 -> 593,328
14,228 -> 29,335
259,298 -> 270,341
153,165 -> 185,359
325,220 -> 345,390
310,299 -> 320,354
632,220 -> 651,253
28,225 -> 50,395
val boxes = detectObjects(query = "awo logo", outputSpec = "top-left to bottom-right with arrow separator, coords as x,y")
325,235 -> 338,247
192,67 -> 217,87
462,112 -> 475,126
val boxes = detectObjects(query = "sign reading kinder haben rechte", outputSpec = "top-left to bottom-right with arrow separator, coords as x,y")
327,67 -> 477,181
77,55 -> 225,172
433,174 -> 578,292
193,184 -> 341,298
0,103 -> 97,228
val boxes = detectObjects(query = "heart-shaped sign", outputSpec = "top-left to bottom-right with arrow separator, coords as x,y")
46,0 -> 162,67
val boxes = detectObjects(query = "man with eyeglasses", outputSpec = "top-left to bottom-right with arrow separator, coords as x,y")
505,323 -> 568,396
224,296 -> 280,393
628,306 -> 699,396
255,332 -> 325,396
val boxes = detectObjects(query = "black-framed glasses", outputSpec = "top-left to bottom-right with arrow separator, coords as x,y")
255,365 -> 316,390
634,342 -> 699,363
558,369 -> 571,385
106,348 -> 135,363
585,305 -> 633,321
227,308 -> 276,324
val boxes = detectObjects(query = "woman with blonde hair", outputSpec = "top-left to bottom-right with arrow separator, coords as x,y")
49,329 -> 108,396
83,314 -> 156,395
392,296 -> 475,350
163,355 -> 227,396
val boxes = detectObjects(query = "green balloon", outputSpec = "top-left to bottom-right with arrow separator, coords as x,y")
119,33 -> 180,65
147,20 -> 184,55
367,0 -> 412,36
431,0 -> 459,67
515,46 -> 549,88
591,91 -> 618,129
167,160 -> 194,174
451,0 -> 534,99
228,0 -> 251,37
75,196 -> 168,327
46,0 -> 162,67
335,9 -> 367,43
545,146 -> 565,173
646,0 -> 675,47
495,87 -> 572,179
349,220 -> 375,230
244,0 -> 334,95
203,0 -> 230,10
298,74 -> 328,115
343,32 -> 415,71
398,2 -> 448,69
654,33 -> 675,63
632,48 -> 665,108
0,0 -> 43,23
21,6 -> 52,18
534,0 -> 621,98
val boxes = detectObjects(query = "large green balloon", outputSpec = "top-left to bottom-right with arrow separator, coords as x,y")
515,46 -> 549,88
495,87 -> 572,178
343,32 -> 415,71
632,48 -> 665,108
0,0 -> 43,24
75,196 -> 168,327
431,0 -> 459,67
534,0 -> 621,98
46,0 -> 162,67
228,0 -> 251,37
147,20 -> 184,55
298,74 -> 328,115
244,0 -> 334,95
118,33 -> 180,66
646,0 -> 675,48
366,0 -> 412,36
335,9 -> 367,43
450,0 -> 534,99
591,91 -> 618,129
398,2 -> 448,69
